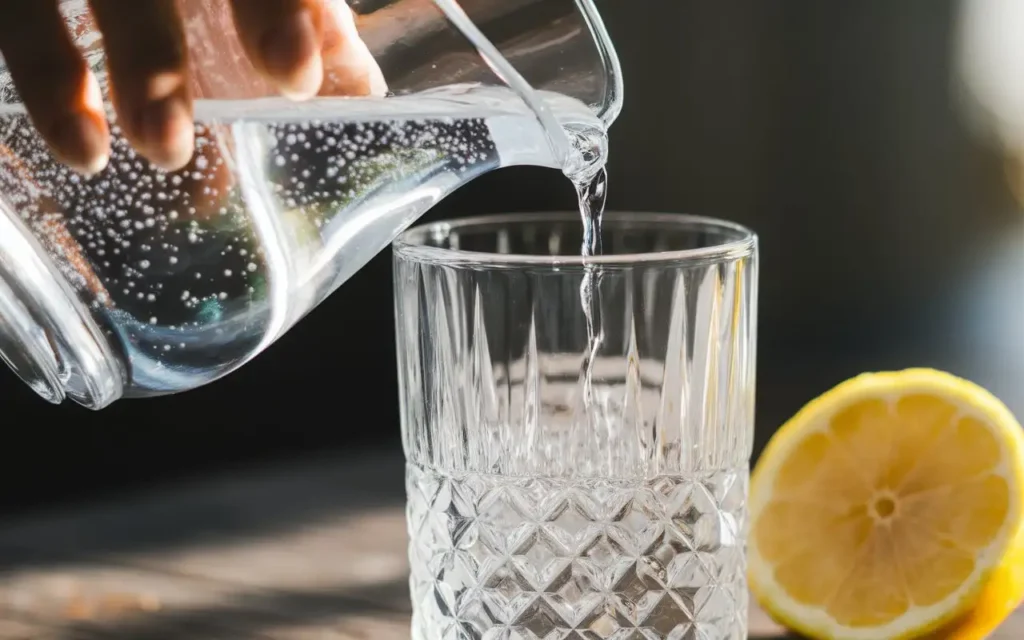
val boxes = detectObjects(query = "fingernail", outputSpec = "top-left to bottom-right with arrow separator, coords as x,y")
50,112 -> 110,176
138,95 -> 195,171
260,8 -> 324,100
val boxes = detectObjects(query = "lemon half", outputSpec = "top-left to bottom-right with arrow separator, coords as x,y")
749,369 -> 1024,640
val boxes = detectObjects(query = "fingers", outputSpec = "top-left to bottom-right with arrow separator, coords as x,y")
0,0 -> 380,178
0,1 -> 110,175
320,3 -> 387,97
88,0 -> 194,171
230,0 -> 326,100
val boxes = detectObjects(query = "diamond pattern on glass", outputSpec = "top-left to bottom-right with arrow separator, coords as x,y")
408,463 -> 748,640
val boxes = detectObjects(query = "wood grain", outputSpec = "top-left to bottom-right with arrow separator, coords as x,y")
0,451 -> 1015,639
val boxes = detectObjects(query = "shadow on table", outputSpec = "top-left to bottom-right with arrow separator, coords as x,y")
0,451 -> 406,577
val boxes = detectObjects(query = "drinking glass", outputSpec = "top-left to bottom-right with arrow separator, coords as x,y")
393,212 -> 759,639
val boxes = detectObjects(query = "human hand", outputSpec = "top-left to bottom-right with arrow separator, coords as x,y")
0,0 -> 385,176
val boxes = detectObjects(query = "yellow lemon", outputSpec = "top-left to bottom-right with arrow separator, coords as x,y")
749,368 -> 1024,640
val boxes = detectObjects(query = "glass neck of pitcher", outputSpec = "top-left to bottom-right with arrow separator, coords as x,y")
429,0 -> 622,167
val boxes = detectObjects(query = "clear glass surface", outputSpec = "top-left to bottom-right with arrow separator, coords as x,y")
393,212 -> 759,640
0,0 -> 621,408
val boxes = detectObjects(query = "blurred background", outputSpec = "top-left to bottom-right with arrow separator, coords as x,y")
0,0 -> 1021,518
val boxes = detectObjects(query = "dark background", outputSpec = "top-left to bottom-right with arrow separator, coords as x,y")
0,0 -> 1021,517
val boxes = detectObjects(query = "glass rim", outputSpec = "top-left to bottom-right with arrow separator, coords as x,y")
393,211 -> 757,267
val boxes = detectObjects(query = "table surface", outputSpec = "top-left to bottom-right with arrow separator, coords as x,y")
0,451 -> 1016,639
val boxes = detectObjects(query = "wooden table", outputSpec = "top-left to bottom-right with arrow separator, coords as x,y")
0,451 -> 1016,639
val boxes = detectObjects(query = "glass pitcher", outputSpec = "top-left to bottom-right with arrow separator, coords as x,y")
0,0 -> 622,409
